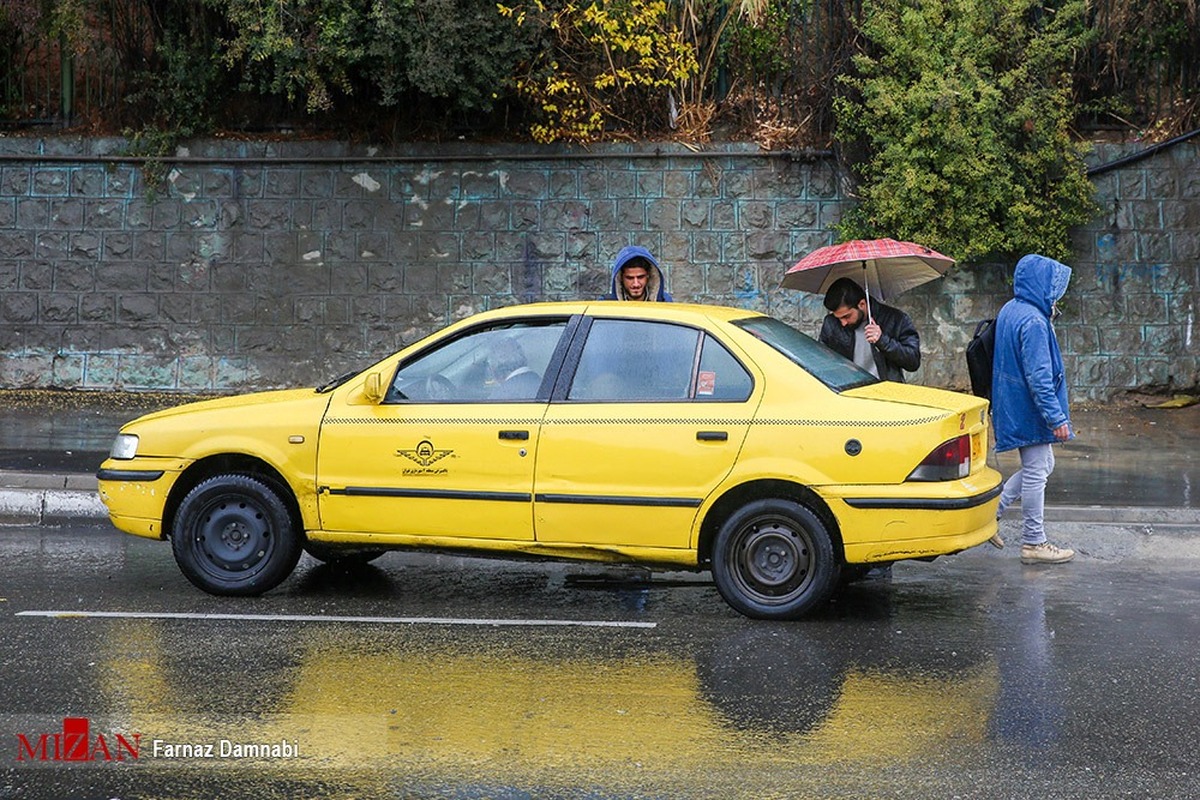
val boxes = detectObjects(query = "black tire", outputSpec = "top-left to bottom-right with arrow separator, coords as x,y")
303,540 -> 387,566
170,474 -> 301,596
711,499 -> 839,620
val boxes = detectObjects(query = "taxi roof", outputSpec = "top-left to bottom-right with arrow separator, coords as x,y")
467,300 -> 768,325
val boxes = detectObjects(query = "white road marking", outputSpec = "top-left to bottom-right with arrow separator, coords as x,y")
15,609 -> 656,629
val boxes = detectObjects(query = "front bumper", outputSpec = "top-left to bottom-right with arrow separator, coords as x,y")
96,458 -> 187,540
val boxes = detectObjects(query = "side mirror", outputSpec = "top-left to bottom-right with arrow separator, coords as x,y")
363,372 -> 384,403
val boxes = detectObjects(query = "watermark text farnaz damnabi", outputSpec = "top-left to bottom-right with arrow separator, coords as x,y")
16,717 -> 299,762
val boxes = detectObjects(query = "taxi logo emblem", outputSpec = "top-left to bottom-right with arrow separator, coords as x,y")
397,439 -> 452,467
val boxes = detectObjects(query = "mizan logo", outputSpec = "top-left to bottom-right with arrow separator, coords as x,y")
14,717 -> 300,763
16,717 -> 140,762
397,439 -> 452,474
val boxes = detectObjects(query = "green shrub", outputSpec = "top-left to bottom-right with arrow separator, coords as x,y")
366,0 -> 537,113
834,0 -> 1099,262
210,0 -> 533,116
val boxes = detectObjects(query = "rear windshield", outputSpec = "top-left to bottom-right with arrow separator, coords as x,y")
734,316 -> 879,392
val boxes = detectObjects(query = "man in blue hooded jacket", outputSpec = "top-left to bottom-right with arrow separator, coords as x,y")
603,245 -> 673,301
991,253 -> 1075,564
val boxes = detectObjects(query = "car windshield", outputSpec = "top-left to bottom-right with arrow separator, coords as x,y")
734,316 -> 878,392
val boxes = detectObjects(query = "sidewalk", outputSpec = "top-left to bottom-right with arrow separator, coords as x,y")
1,389 -> 1199,527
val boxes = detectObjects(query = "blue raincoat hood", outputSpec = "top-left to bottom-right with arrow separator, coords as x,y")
1013,254 -> 1072,317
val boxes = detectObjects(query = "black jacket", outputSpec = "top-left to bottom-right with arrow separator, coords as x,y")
818,299 -> 921,382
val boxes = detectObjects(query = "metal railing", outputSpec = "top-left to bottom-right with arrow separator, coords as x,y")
1,28 -> 123,129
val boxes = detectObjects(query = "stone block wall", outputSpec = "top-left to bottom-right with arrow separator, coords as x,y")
0,136 -> 1197,401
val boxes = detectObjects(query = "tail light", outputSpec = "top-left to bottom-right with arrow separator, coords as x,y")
907,435 -> 971,481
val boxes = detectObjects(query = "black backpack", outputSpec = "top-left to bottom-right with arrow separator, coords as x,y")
966,318 -> 996,399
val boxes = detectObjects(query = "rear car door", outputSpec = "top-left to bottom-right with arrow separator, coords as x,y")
534,317 -> 759,549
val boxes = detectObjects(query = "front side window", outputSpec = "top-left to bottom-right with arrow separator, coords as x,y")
567,319 -> 751,402
734,316 -> 877,392
388,320 -> 567,403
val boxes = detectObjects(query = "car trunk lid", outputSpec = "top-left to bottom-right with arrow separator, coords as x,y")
841,382 -> 992,478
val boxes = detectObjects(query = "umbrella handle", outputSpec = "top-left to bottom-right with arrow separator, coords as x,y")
862,263 -> 873,322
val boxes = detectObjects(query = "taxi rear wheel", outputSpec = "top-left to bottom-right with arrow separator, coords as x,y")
171,474 -> 302,596
711,499 -> 838,620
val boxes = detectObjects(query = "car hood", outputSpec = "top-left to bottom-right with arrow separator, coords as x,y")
121,388 -> 325,429
103,387 -> 336,471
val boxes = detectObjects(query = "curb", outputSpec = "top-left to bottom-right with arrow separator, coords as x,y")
0,488 -> 108,525
1042,505 -> 1200,527
0,471 -> 106,525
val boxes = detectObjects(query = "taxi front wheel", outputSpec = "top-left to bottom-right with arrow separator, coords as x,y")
171,474 -> 302,597
711,499 -> 839,620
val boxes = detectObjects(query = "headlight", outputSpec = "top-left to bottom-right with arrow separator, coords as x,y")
110,433 -> 140,460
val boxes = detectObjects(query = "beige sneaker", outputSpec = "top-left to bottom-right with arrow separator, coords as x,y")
987,532 -> 1005,549
1020,542 -> 1075,564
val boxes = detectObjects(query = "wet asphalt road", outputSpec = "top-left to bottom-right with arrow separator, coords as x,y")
2,522 -> 1199,799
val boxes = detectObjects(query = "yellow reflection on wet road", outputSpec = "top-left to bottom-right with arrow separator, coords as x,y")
97,620 -> 998,795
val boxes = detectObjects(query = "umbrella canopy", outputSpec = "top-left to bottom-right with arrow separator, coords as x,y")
781,238 -> 955,303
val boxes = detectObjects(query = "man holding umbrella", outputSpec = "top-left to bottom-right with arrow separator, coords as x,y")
819,276 -> 921,382
783,238 -> 952,384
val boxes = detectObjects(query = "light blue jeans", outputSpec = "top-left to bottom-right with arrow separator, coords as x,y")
997,442 -> 1055,546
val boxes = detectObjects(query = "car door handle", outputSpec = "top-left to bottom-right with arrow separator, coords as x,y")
696,431 -> 728,442
499,430 -> 530,441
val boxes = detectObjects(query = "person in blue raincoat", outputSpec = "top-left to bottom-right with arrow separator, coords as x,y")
603,245 -> 673,302
991,253 -> 1076,564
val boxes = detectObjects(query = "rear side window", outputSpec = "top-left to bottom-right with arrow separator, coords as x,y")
734,316 -> 877,392
567,319 -> 752,402
696,334 -> 753,401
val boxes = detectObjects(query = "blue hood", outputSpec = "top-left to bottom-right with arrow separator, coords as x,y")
1013,254 -> 1071,317
606,245 -> 672,301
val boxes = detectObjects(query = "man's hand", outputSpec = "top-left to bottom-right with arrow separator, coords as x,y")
1052,422 -> 1071,441
864,318 -> 882,344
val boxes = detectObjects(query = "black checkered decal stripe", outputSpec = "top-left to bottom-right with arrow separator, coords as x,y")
753,416 -> 948,427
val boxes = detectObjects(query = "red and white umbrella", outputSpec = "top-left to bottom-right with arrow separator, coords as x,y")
782,238 -> 955,318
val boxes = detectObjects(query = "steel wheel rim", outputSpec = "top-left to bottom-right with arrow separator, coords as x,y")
188,494 -> 275,580
730,516 -> 813,605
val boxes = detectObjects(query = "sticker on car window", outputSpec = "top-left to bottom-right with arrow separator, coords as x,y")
697,371 -> 716,396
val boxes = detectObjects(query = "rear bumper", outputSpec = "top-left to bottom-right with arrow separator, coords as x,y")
841,515 -> 999,563
828,468 -> 1003,564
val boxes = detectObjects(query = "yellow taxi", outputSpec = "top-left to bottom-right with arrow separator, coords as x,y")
97,301 -> 1001,619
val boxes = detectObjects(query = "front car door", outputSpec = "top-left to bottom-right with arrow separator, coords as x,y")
534,316 -> 759,550
316,317 -> 571,541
